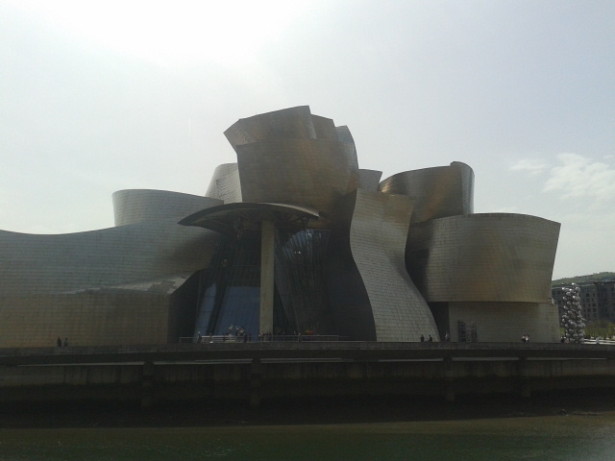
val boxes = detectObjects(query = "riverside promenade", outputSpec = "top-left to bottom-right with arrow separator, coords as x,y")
1,342 -> 614,408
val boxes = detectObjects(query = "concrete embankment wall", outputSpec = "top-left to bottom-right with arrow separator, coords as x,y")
1,342 -> 615,407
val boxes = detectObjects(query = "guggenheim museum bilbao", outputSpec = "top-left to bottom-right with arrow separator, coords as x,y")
0,107 -> 561,347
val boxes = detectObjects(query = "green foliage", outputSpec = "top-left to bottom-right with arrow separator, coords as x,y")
553,272 -> 615,287
584,320 -> 615,339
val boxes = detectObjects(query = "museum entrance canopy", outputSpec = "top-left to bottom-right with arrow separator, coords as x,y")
179,202 -> 319,235
180,202 -> 320,338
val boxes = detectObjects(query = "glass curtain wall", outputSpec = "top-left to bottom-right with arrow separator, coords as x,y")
194,233 -> 261,339
275,229 -> 333,335
193,228 -> 333,340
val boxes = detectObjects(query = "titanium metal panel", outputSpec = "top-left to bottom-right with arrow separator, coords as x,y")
379,162 -> 474,223
447,302 -> 561,343
335,125 -> 359,170
113,189 -> 222,226
0,105 -> 564,346
336,190 -> 439,341
311,114 -> 338,140
335,125 -> 354,145
234,138 -> 358,219
407,213 -> 560,303
224,106 -> 317,146
0,292 -> 172,347
225,107 -> 359,220
205,163 -> 242,203
0,218 -> 219,296
0,216 -> 220,346
358,169 -> 383,192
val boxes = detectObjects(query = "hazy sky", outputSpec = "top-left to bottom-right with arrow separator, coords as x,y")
1,0 -> 614,279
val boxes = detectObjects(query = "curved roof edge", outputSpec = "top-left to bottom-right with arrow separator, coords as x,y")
435,212 -> 561,226
179,202 -> 320,235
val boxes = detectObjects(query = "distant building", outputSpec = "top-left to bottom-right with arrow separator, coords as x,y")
596,281 -> 615,321
0,106 -> 561,346
553,280 -> 615,324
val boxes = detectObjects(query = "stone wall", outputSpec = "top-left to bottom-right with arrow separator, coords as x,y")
447,302 -> 561,343
0,292 -> 170,347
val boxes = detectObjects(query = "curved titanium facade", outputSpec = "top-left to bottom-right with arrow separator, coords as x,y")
379,162 -> 474,223
205,163 -> 242,203
0,105 -> 562,346
406,213 -> 559,303
0,178 -> 226,347
358,169 -> 383,192
0,222 -> 218,296
224,105 -> 319,144
0,221 -> 220,346
224,106 -> 357,166
225,107 -> 359,221
113,189 -> 222,226
345,190 -> 438,341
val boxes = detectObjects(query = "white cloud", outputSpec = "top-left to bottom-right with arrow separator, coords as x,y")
544,153 -> 615,202
510,158 -> 548,175
3,0 -> 312,67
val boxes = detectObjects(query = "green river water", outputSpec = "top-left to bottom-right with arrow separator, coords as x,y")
1,412 -> 614,461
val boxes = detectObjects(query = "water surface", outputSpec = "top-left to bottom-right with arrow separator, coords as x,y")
1,412 -> 614,460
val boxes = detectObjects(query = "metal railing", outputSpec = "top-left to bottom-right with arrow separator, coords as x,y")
179,334 -> 347,344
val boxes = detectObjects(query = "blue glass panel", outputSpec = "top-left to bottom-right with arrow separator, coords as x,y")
213,286 -> 260,337
194,283 -> 217,339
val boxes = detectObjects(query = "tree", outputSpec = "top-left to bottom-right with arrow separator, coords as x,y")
561,284 -> 586,343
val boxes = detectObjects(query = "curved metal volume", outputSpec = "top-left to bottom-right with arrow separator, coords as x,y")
113,189 -> 222,226
407,213 -> 560,303
0,106 -> 563,346
380,162 -> 474,223
350,190 -> 439,341
225,107 -> 359,221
